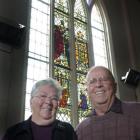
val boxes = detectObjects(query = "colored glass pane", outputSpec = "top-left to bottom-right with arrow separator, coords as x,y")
74,0 -> 90,123
54,0 -> 70,68
54,0 -> 71,123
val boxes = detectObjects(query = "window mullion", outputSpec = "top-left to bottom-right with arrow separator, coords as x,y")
69,5 -> 79,127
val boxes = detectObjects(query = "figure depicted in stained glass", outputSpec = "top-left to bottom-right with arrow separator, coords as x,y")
79,93 -> 88,110
54,24 -> 64,59
59,88 -> 69,108
54,20 -> 70,66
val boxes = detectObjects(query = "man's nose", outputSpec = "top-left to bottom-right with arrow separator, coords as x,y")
95,79 -> 103,87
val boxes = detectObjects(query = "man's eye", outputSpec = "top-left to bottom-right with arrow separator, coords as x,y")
40,95 -> 47,98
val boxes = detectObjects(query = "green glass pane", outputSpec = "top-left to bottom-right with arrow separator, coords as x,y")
75,41 -> 89,72
74,0 -> 86,22
54,66 -> 70,91
74,21 -> 87,41
57,108 -> 71,123
54,10 -> 69,26
55,0 -> 69,13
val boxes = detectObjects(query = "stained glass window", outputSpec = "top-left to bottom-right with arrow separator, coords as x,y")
25,0 -> 113,127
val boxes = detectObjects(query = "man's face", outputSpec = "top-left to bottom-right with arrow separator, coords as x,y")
30,84 -> 58,123
86,67 -> 116,108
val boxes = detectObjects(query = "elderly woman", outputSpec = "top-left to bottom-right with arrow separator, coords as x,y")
3,78 -> 77,140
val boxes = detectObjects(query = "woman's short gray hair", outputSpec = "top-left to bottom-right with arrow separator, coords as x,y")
31,78 -> 62,99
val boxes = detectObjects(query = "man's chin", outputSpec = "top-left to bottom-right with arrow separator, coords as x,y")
95,99 -> 108,105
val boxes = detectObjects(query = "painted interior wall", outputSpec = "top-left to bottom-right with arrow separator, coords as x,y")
102,0 -> 140,101
0,0 -> 140,138
0,44 -> 11,138
125,0 -> 140,101
0,0 -> 29,138
0,0 -> 28,25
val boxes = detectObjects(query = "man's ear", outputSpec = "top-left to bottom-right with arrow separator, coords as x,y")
114,82 -> 117,94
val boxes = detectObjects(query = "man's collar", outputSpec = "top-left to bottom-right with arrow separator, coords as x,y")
108,97 -> 122,113
92,97 -> 122,116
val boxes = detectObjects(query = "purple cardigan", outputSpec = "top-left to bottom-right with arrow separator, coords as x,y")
76,98 -> 140,140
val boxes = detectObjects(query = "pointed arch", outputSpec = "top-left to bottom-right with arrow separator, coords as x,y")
91,0 -> 113,70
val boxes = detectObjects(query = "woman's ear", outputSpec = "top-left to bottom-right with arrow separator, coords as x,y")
30,98 -> 33,106
30,98 -> 33,112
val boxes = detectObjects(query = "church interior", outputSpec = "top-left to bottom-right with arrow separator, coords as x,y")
0,0 -> 140,138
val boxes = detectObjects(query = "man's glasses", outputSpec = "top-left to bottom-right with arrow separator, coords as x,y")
88,77 -> 111,85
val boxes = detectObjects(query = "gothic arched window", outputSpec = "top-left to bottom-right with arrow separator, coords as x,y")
91,1 -> 112,68
25,0 -> 113,127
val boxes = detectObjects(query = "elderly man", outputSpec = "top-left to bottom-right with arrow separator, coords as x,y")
76,66 -> 140,140
3,78 -> 77,140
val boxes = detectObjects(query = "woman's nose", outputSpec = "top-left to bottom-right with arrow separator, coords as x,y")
44,97 -> 52,104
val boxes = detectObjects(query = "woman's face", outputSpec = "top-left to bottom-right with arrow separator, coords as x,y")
31,84 -> 58,124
